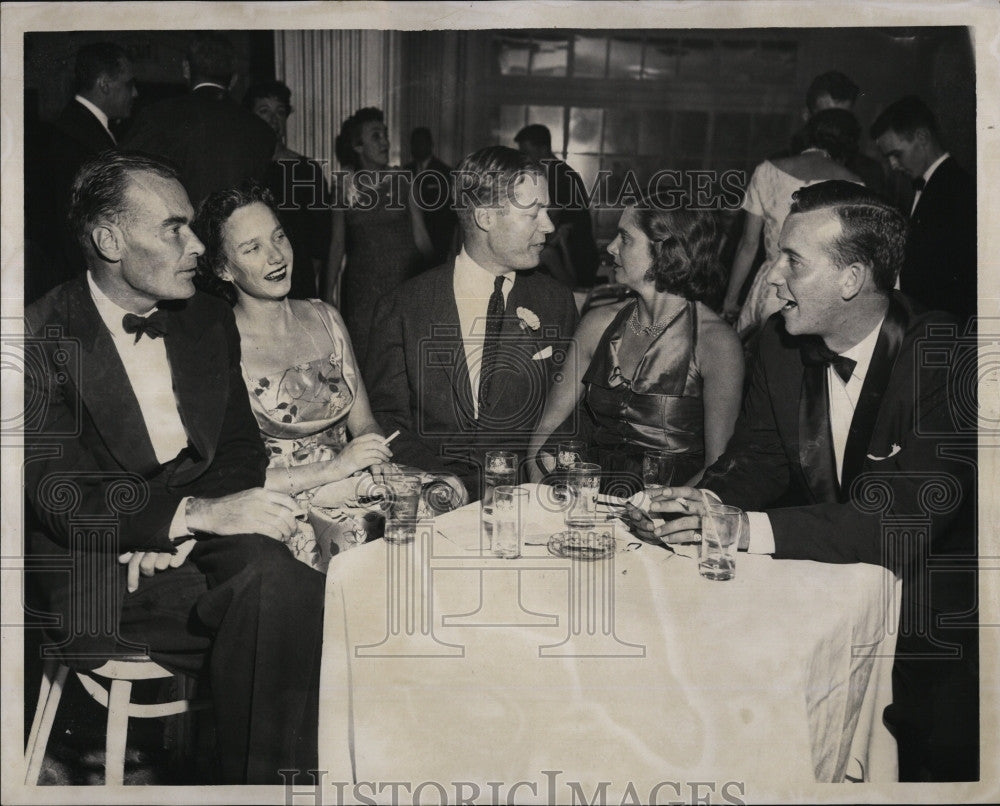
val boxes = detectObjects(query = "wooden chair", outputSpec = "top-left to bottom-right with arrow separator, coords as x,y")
24,655 -> 209,786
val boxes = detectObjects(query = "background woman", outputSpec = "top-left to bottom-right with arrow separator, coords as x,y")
195,183 -> 396,570
528,199 -> 744,491
245,80 -> 331,300
324,107 -> 433,371
723,108 -> 863,338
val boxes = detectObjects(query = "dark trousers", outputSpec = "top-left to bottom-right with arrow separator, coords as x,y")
117,534 -> 324,784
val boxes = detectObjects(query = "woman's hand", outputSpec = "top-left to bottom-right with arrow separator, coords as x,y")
332,433 -> 393,478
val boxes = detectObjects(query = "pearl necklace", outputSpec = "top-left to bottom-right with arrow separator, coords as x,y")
627,303 -> 684,338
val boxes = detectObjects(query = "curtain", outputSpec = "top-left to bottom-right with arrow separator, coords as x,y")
274,29 -> 402,178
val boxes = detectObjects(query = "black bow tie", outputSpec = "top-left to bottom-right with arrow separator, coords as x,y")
912,177 -> 926,192
122,311 -> 168,343
802,338 -> 856,384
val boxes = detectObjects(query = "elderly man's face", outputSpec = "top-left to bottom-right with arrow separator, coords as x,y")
767,209 -> 849,342
110,172 -> 204,312
484,174 -> 554,271
103,60 -> 138,120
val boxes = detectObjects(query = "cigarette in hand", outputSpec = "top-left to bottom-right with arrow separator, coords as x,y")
383,430 -> 400,446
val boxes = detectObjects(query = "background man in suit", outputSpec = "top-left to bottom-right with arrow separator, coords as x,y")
27,42 -> 138,303
122,32 -> 275,208
405,126 -> 458,268
871,95 -> 977,324
645,181 -> 977,781
366,145 -> 579,498
25,152 -> 323,783
515,124 -> 600,288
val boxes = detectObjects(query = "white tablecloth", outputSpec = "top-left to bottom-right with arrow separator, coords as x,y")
319,485 -> 899,801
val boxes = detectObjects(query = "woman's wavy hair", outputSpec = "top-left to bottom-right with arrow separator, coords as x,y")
335,106 -> 384,170
631,195 -> 726,308
803,107 -> 862,164
192,181 -> 280,305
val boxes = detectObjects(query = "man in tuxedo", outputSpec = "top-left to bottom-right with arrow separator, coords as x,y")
25,152 -> 323,783
405,126 -> 458,268
27,42 -> 138,303
871,95 -> 976,324
122,32 -> 275,208
515,124 -> 599,288
366,145 -> 578,499
645,181 -> 977,781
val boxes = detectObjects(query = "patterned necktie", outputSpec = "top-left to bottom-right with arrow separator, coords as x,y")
122,311 -> 169,343
477,275 -> 506,415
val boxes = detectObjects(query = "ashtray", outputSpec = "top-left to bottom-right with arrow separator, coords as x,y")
547,529 -> 616,560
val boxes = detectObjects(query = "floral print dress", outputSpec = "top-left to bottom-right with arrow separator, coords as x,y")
243,300 -> 360,571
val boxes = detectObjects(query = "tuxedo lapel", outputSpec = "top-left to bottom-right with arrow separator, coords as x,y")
163,302 -> 228,479
840,296 -> 908,493
62,279 -> 161,475
798,358 -> 840,504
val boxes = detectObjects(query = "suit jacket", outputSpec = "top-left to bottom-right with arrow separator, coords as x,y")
121,86 -> 276,207
701,293 -> 975,616
904,157 -> 976,323
24,276 -> 267,657
366,262 -> 578,495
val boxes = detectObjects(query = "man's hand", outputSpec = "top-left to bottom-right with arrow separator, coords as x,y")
186,488 -> 306,541
119,538 -> 197,593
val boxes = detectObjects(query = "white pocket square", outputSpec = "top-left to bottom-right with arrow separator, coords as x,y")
867,443 -> 902,461
531,345 -> 553,360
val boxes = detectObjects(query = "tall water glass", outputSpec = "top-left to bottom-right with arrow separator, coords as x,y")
482,451 -> 517,535
383,473 -> 422,544
564,462 -> 601,528
492,486 -> 528,558
699,502 -> 742,581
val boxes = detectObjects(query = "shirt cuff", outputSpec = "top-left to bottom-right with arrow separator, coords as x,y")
746,511 -> 775,555
169,497 -> 194,542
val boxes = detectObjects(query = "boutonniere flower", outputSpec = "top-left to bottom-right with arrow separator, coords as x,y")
516,306 -> 540,332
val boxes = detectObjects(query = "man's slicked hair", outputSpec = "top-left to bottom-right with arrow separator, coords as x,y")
869,95 -> 942,144
68,151 -> 181,247
805,70 -> 859,114
453,145 -> 545,230
186,33 -> 236,85
73,42 -> 130,95
788,180 -> 906,291
514,124 -> 552,151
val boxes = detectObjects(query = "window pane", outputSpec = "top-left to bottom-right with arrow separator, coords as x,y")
568,107 -> 603,154
759,40 -> 797,80
573,35 -> 607,78
565,153 -> 601,201
498,105 -> 527,147
639,109 -> 672,157
714,112 -> 753,159
675,111 -> 709,158
603,109 -> 639,155
719,40 -> 757,82
530,36 -> 569,77
496,35 -> 531,76
608,36 -> 643,80
643,38 -> 678,80
677,38 -> 715,77
527,106 -> 565,153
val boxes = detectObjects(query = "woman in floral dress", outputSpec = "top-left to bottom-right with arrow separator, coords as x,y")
194,183 -> 462,571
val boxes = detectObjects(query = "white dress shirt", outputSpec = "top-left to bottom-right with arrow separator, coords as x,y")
747,317 -> 885,555
453,248 -> 515,418
74,94 -> 115,144
911,152 -> 950,216
88,273 -> 192,538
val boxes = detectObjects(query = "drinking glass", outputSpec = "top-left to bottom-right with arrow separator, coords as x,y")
564,462 -> 601,528
556,440 -> 587,470
492,486 -> 528,558
699,502 -> 742,581
482,451 -> 518,535
642,450 -> 676,496
383,473 -> 422,544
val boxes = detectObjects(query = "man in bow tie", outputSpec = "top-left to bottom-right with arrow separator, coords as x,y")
871,95 -> 976,324
644,181 -> 977,781
24,152 -> 324,783
365,145 -> 578,498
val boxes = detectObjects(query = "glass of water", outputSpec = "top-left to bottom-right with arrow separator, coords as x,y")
383,473 -> 422,544
699,502 -> 742,581
482,451 -> 518,536
492,486 -> 528,558
564,462 -> 601,528
642,450 -> 676,496
556,440 -> 586,470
